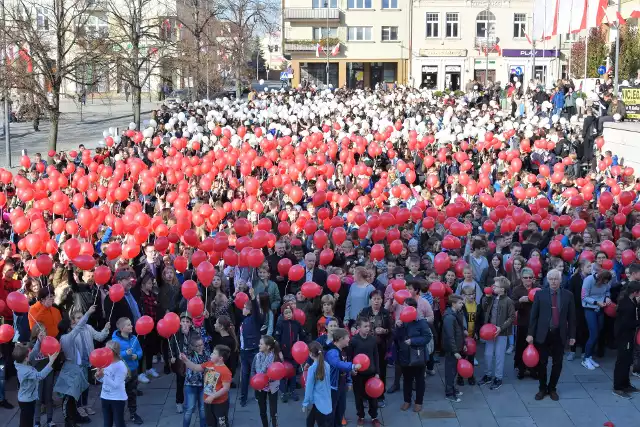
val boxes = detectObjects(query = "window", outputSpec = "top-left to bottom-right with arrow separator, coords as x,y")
381,26 -> 398,41
476,10 -> 495,38
382,0 -> 398,8
425,13 -> 439,38
445,12 -> 459,38
348,0 -> 372,9
36,7 -> 49,31
348,26 -> 373,41
564,32 -> 579,42
313,0 -> 337,8
513,13 -> 526,38
85,14 -> 109,37
313,27 -> 338,39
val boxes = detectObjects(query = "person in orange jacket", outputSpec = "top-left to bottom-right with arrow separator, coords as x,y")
28,286 -> 62,337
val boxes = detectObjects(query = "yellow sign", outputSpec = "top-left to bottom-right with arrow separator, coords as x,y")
621,87 -> 640,121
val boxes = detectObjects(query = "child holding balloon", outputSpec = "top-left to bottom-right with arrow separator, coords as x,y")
251,335 -> 282,427
13,343 -> 58,427
443,294 -> 466,402
111,317 -> 144,425
275,302 -> 309,403
94,340 -> 128,427
347,316 -> 380,426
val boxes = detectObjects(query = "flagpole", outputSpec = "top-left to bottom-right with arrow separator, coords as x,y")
1,0 -> 11,169
613,0 -> 621,93
325,0 -> 329,87
583,1 -> 589,84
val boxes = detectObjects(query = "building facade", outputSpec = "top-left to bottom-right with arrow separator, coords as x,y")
283,0 -> 410,88
410,0 -> 571,91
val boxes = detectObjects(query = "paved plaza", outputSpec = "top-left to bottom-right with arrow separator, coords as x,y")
0,349 -> 639,427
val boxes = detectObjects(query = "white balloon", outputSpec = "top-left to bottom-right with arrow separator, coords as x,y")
259,79 -> 265,85
128,122 -> 136,130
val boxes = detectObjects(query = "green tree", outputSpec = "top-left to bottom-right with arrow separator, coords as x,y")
571,28 -> 608,78
609,25 -> 640,83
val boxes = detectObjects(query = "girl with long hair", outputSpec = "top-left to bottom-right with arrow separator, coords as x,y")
302,341 -> 332,427
251,335 -> 282,427
213,315 -> 239,381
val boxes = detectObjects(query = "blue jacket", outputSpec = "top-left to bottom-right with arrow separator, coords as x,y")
111,331 -> 143,372
302,361 -> 332,415
325,342 -> 352,390
552,91 -> 565,109
394,318 -> 432,366
240,298 -> 263,351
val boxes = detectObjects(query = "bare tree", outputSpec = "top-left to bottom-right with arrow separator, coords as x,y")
3,0 -> 109,154
175,0 -> 222,99
105,0 -> 174,128
217,0 -> 278,98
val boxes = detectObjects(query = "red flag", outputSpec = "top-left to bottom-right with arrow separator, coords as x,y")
616,11 -> 627,25
330,43 -> 340,56
315,43 -> 324,58
631,9 -> 640,19
523,30 -> 532,46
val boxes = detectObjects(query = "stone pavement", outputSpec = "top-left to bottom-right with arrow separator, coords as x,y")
0,97 -> 157,170
0,348 -> 639,427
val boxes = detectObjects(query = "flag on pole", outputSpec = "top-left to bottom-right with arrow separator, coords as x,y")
616,11 -> 627,25
315,43 -> 324,58
631,9 -> 640,19
330,42 -> 340,56
523,30 -> 533,45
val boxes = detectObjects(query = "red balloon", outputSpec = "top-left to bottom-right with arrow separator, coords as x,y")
394,289 -> 411,305
364,377 -> 385,398
109,284 -> 125,303
181,280 -> 198,300
353,354 -> 370,371
484,287 -> 493,296
528,287 -> 541,302
0,324 -> 15,344
250,373 -> 269,390
548,240 -> 563,256
7,291 -> 29,313
135,315 -> 155,336
196,261 -> 215,287
174,256 -> 188,273
600,240 -> 616,259
399,306 -> 417,323
294,308 -> 306,325
604,303 -> 617,317
288,265 -> 305,281
457,359 -> 474,378
327,274 -> 341,293
479,324 -> 498,341
73,254 -> 96,271
621,249 -> 636,266
301,282 -> 321,299
235,292 -> 249,310
187,297 -> 205,317
94,266 -> 111,285
156,319 -> 172,338
40,336 -> 61,356
561,247 -> 576,262
267,362 -> 286,381
430,281 -> 445,298
35,255 -> 53,275
522,344 -> 540,368
434,252 -> 451,275
464,337 -> 477,356
90,347 -> 114,368
292,341 -> 309,365
277,258 -> 292,277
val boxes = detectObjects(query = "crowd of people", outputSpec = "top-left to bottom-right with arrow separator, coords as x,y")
0,79 -> 639,427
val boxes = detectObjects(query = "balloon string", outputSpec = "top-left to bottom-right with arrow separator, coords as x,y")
93,288 -> 100,306
108,304 -> 115,323
167,338 -> 174,360
173,335 -> 180,357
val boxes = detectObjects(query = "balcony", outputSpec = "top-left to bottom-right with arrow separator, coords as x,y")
474,36 -> 498,49
284,8 -> 341,22
284,38 -> 341,53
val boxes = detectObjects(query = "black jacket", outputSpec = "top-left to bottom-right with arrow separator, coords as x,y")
358,306 -> 392,349
614,295 -> 640,346
103,285 -> 141,332
292,268 -> 328,295
394,318 -> 432,366
274,317 -> 309,361
348,334 -> 379,376
528,287 -> 576,345
442,307 -> 465,354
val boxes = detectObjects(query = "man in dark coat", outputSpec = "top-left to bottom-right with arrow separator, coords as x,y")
103,270 -> 141,332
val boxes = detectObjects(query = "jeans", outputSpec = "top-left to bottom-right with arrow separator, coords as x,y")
240,349 -> 258,402
444,354 -> 458,396
101,399 -> 126,427
306,405 -> 331,427
584,309 -> 604,359
280,360 -> 297,395
331,387 -> 347,427
484,335 -> 508,380
401,365 -> 425,405
175,373 -> 185,404
19,401 -> 35,427
183,385 -> 206,427
256,390 -> 278,427
35,368 -> 54,422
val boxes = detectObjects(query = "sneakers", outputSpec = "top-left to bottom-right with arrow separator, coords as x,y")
377,399 -> 386,408
455,390 -> 463,397
426,369 -> 436,376
632,371 -> 640,378
77,407 -> 88,418
291,392 -> 299,402
357,418 -> 365,427
47,422 -> 56,427
0,400 -> 14,409
146,368 -> 160,378
176,403 -> 183,413
506,345 -> 514,355
342,416 -> 347,425
152,355 -> 159,364
372,419 -> 382,427
281,393 -> 289,403
581,358 -> 596,371
456,376 -> 464,386
446,394 -> 461,403
624,385 -> 640,393
138,373 -> 150,383
473,359 -> 479,366
589,358 -> 600,368
566,351 -> 575,361
468,376 -> 476,386
612,389 -> 632,400
478,375 -> 493,386
130,414 -> 143,425
489,379 -> 503,391
84,407 -> 96,415
517,370 -> 525,380
239,399 -> 247,407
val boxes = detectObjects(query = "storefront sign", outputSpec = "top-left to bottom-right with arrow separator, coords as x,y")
501,49 -> 560,58
445,66 -> 461,72
419,49 -> 467,57
422,66 -> 438,73
474,60 -> 496,67
621,86 -> 640,121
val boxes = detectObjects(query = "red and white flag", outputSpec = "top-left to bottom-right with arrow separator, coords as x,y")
523,30 -> 533,45
315,43 -> 324,58
616,11 -> 627,25
631,9 -> 640,19
330,42 -> 340,56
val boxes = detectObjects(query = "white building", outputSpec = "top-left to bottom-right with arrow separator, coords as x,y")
410,0 -> 571,91
260,31 -> 287,78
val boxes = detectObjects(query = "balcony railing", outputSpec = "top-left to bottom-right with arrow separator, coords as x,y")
474,36 -> 498,49
284,38 -> 341,53
284,8 -> 341,21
